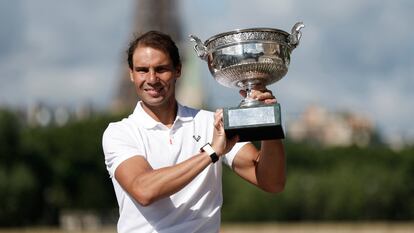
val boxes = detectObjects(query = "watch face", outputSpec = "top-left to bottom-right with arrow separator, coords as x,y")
210,153 -> 219,163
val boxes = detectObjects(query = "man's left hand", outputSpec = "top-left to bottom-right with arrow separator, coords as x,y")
239,89 -> 277,104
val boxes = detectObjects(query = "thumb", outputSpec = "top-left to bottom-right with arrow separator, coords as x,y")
239,90 -> 247,98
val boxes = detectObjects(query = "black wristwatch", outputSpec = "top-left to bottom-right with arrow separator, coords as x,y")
201,143 -> 219,163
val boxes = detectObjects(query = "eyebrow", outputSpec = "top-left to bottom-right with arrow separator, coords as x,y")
134,66 -> 148,70
134,64 -> 173,70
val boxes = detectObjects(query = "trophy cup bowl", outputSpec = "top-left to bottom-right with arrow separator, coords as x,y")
190,22 -> 304,141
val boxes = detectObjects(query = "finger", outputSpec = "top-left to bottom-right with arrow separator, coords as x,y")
249,89 -> 272,99
257,92 -> 273,101
259,94 -> 277,102
239,90 -> 247,98
214,109 -> 224,129
253,92 -> 277,104
264,98 -> 277,104
257,88 -> 273,96
214,109 -> 223,120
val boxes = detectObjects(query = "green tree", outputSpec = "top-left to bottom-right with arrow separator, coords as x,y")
222,142 -> 414,222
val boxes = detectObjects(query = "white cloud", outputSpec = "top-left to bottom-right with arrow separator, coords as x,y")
25,66 -> 115,105
0,0 -> 134,108
178,0 -> 414,138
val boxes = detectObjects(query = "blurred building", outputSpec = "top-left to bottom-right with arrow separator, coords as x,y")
25,103 -> 93,127
111,0 -> 203,112
26,103 -> 53,127
286,105 -> 375,147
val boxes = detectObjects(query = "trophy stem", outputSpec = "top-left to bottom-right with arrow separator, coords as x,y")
239,82 -> 265,108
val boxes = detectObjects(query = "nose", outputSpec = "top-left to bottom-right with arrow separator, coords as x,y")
146,69 -> 159,84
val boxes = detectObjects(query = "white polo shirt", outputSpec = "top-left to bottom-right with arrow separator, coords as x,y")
102,101 -> 247,233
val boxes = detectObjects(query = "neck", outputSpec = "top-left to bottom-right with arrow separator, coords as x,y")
140,99 -> 178,128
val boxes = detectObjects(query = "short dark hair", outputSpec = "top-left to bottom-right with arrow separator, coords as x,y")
127,31 -> 181,70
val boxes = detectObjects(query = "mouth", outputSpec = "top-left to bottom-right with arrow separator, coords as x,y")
144,86 -> 164,97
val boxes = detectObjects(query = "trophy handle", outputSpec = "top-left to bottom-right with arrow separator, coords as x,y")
189,35 -> 208,61
288,22 -> 305,49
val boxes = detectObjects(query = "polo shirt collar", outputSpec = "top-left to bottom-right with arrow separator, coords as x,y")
132,101 -> 193,129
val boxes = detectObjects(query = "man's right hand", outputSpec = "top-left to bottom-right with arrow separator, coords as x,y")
211,109 -> 239,156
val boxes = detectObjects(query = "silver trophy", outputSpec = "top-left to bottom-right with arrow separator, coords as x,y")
190,22 -> 304,141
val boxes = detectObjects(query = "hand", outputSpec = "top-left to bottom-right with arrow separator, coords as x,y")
211,109 -> 239,156
239,89 -> 277,105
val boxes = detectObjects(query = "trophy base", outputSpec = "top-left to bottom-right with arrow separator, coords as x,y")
223,103 -> 285,142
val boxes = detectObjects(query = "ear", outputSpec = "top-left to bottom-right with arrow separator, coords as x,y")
175,64 -> 182,79
129,69 -> 134,82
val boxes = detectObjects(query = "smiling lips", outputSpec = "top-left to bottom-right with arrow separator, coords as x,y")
144,86 -> 164,97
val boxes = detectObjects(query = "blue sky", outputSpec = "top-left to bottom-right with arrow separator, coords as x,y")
0,0 -> 413,141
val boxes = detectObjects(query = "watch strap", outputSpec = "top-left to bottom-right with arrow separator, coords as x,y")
201,143 -> 219,163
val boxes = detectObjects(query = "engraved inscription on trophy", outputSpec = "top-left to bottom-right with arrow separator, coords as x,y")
227,106 -> 276,127
190,22 -> 304,142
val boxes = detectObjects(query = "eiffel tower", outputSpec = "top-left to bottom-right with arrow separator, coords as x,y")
111,0 -> 183,112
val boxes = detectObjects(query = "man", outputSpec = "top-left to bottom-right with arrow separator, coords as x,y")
102,31 -> 286,233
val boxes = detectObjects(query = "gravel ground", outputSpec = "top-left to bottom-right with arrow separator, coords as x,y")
221,222 -> 414,233
0,222 -> 413,233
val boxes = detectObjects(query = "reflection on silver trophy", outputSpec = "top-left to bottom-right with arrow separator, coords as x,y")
190,22 -> 304,141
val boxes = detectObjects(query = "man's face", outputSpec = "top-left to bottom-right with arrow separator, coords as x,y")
129,46 -> 181,108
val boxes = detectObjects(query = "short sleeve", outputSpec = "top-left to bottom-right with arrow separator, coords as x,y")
222,141 -> 248,168
102,122 -> 145,178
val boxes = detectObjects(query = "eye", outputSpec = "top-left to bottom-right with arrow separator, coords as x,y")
135,67 -> 149,73
155,67 -> 170,73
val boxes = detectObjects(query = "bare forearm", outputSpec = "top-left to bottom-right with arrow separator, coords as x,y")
131,152 -> 212,205
256,139 -> 286,193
